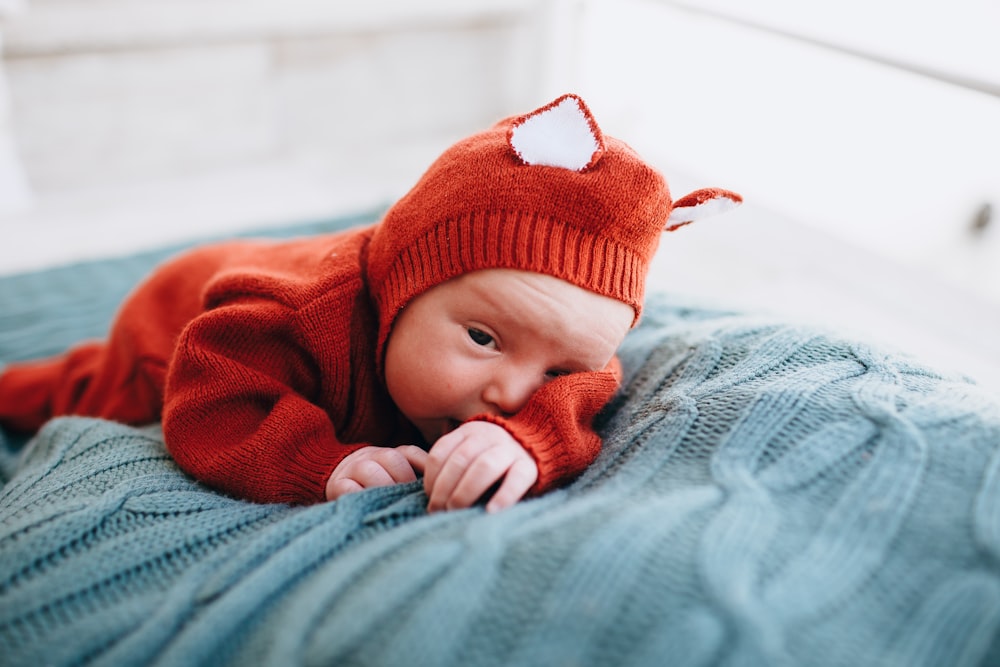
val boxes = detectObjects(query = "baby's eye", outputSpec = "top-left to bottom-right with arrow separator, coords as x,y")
545,369 -> 571,379
467,328 -> 495,347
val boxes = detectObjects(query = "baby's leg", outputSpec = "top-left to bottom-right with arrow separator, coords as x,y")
0,241 -> 252,433
0,252 -> 213,433
0,344 -> 102,431
0,334 -> 165,433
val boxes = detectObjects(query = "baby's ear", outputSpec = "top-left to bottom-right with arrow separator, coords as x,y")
666,188 -> 742,231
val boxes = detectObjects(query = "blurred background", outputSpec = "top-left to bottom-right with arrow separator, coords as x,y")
0,0 -> 998,391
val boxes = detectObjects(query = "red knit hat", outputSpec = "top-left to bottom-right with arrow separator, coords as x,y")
367,93 -> 740,357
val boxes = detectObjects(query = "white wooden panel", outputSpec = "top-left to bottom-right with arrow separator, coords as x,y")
274,25 -> 533,174
7,44 -> 278,191
0,0 -> 32,212
0,35 -> 31,213
2,0 -> 538,55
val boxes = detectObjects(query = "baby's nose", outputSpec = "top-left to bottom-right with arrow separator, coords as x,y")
482,372 -> 543,417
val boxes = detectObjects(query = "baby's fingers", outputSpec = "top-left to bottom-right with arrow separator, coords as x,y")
485,458 -> 538,513
349,458 -> 397,487
426,438 -> 486,512
326,446 -> 427,501
423,430 -> 463,493
425,421 -> 537,513
368,448 -> 422,484
326,477 -> 364,501
397,445 -> 428,476
435,443 -> 514,511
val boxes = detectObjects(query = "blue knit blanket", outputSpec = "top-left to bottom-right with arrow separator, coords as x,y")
2,213 -> 1000,667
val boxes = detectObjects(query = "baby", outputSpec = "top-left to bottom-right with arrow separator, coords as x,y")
0,94 -> 739,512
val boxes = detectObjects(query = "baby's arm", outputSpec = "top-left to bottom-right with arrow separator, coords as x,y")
164,298 -> 382,505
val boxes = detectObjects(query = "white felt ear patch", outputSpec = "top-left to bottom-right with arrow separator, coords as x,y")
666,189 -> 743,230
509,95 -> 601,171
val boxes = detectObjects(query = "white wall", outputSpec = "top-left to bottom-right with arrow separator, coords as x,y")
0,1 -> 31,215
544,0 -> 1000,307
0,1 -> 546,271
533,0 -> 1000,390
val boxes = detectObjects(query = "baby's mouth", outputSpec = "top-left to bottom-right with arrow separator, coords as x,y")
423,418 -> 463,445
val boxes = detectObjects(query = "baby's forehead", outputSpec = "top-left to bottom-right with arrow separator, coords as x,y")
447,268 -> 633,344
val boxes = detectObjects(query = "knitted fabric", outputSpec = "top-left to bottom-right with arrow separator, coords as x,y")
0,214 -> 614,504
0,214 -> 383,481
3,224 -> 1000,666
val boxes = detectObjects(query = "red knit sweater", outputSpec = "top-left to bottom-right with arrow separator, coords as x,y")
0,226 -> 619,504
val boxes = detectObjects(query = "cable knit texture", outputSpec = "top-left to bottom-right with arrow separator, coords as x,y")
3,216 -> 1000,666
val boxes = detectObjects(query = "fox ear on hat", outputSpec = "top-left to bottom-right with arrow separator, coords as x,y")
666,188 -> 743,231
508,93 -> 604,171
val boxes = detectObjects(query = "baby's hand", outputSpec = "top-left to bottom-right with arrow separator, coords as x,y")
325,445 -> 428,501
424,421 -> 538,514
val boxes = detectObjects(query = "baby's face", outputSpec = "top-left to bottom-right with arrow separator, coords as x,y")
383,269 -> 634,445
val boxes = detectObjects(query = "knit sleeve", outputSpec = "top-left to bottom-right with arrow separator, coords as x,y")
474,365 -> 621,494
161,297 -> 362,505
